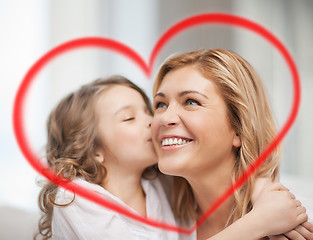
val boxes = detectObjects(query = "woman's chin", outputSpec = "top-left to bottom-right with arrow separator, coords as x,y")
158,160 -> 187,177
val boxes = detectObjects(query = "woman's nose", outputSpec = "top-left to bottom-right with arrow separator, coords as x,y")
160,106 -> 180,127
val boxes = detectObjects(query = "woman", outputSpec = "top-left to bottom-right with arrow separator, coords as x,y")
151,49 -> 313,239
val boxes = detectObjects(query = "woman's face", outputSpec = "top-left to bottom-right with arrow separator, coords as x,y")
151,66 -> 241,178
95,85 -> 157,172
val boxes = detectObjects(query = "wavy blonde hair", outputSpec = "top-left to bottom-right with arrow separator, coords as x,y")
153,49 -> 280,225
36,75 -> 154,239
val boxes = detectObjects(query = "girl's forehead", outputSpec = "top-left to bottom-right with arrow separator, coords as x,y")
99,84 -> 139,100
96,85 -> 146,113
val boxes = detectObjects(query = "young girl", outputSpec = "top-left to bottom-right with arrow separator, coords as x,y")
36,75 -> 309,240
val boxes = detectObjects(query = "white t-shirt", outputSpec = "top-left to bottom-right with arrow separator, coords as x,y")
51,177 -> 194,240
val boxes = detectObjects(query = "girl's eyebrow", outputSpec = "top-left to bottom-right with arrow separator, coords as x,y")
114,105 -> 132,115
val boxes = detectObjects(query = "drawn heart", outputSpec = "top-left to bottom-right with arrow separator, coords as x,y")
13,13 -> 300,234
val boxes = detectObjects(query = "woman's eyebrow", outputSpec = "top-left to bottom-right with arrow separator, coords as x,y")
154,90 -> 208,99
178,90 -> 208,99
154,92 -> 166,98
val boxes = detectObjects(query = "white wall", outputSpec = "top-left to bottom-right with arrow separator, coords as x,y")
0,0 -> 49,212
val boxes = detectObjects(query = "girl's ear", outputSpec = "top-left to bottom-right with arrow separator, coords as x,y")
233,133 -> 241,147
94,148 -> 105,164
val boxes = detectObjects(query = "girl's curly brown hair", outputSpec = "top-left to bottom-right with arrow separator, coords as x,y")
35,75 -> 154,239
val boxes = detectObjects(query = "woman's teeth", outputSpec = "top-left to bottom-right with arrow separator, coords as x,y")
161,138 -> 192,146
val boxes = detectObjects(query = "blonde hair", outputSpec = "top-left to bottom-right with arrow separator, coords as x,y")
153,49 -> 280,225
36,76 -> 154,239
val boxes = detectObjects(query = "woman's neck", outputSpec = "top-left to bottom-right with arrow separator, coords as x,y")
101,167 -> 146,217
186,158 -> 235,238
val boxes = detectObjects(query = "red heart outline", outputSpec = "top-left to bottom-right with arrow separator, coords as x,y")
13,13 -> 300,234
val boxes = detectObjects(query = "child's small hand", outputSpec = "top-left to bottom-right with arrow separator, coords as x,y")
251,177 -> 288,204
269,222 -> 313,240
250,182 -> 308,237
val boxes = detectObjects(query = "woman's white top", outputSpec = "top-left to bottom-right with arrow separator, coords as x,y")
51,177 -> 194,240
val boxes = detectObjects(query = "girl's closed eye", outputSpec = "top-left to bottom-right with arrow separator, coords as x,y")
185,99 -> 201,106
123,116 -> 135,121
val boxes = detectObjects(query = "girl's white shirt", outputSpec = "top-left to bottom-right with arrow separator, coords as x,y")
51,177 -> 195,240
50,176 -> 312,240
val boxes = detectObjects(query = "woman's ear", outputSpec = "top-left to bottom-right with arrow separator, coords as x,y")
233,133 -> 241,147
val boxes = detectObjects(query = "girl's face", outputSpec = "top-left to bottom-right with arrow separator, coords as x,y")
95,85 -> 157,172
151,66 -> 241,178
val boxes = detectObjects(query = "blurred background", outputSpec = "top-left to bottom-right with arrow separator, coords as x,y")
1,0 -> 312,239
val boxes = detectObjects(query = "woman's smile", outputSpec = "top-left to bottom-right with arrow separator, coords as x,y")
160,135 -> 194,150
152,65 -> 240,177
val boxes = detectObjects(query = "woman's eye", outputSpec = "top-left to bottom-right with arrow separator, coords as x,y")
155,102 -> 167,109
185,99 -> 201,106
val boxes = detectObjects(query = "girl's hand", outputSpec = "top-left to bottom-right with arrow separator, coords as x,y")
252,178 -> 313,239
251,177 -> 283,204
250,182 -> 308,237
270,222 -> 313,240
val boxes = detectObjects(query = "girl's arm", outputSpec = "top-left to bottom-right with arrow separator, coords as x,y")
270,222 -> 313,240
253,178 -> 313,240
206,182 -> 310,240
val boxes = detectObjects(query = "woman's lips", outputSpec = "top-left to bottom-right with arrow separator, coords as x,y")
160,135 -> 193,150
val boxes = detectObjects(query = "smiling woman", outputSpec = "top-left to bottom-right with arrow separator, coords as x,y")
153,66 -> 241,178
152,49 -> 313,240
